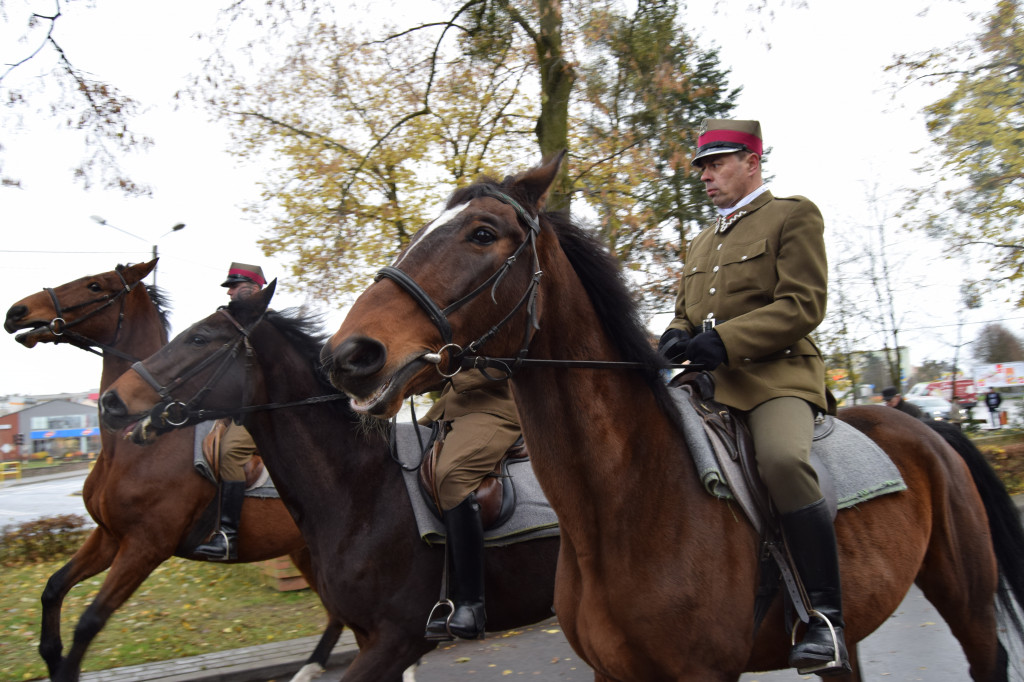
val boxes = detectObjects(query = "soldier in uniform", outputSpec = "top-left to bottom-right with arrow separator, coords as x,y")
419,369 -> 521,640
658,119 -> 850,675
193,262 -> 266,561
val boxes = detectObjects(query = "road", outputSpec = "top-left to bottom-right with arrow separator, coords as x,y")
0,470 -> 92,529
310,584 -> 1014,681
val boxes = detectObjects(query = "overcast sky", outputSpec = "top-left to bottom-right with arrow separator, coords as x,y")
1,0 -> 1017,397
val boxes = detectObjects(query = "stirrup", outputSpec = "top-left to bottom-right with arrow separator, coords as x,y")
424,599 -> 456,641
790,608 -> 843,675
194,530 -> 233,561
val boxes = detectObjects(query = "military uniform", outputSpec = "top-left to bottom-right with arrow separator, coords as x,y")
661,118 -> 850,674
667,190 -> 829,413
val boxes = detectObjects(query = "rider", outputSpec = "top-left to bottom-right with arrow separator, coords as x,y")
192,262 -> 266,561
419,369 -> 521,640
658,119 -> 850,674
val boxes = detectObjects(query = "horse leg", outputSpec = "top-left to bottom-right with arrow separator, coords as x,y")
288,616 -> 345,682
334,624 -> 436,682
50,547 -> 167,682
39,527 -> 118,679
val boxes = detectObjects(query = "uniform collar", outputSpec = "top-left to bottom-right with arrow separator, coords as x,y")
714,190 -> 773,234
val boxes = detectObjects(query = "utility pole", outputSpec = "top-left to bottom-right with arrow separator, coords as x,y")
90,216 -> 185,287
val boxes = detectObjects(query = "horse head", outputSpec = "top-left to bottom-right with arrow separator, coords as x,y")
5,259 -> 158,348
100,281 -> 277,444
321,152 -> 565,419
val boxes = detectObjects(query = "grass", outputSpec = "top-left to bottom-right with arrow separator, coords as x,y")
0,557 -> 328,681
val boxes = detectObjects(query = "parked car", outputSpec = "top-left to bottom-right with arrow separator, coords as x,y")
905,395 -> 954,421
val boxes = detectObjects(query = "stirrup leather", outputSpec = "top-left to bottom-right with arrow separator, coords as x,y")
424,599 -> 456,641
790,608 -> 842,674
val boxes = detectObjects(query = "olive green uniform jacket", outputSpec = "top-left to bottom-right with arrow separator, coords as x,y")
668,190 -> 829,413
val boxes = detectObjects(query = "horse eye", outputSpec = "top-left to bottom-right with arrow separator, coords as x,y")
88,282 -> 103,292
190,335 -> 208,346
470,227 -> 496,245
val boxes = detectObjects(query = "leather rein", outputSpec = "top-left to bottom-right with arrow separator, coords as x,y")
43,265 -> 139,362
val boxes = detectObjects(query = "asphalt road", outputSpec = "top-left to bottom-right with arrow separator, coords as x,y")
310,585 -> 997,681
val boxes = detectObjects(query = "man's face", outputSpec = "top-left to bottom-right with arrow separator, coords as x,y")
227,281 -> 260,301
697,152 -> 760,209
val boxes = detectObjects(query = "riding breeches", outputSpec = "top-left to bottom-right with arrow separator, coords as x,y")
219,422 -> 257,482
433,411 -> 521,511
746,397 -> 822,514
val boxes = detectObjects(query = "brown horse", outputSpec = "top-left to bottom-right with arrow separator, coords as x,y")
4,260 -> 342,682
95,286 -> 561,682
318,154 -> 1024,681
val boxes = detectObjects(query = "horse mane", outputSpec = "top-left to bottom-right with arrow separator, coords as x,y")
144,284 -> 172,337
451,178 -> 677,417
266,308 -> 340,394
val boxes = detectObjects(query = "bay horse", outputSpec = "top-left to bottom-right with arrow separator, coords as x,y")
95,284 -> 561,682
4,260 -> 342,682
318,153 -> 1024,681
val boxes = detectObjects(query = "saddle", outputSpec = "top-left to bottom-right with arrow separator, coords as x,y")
201,418 -> 266,489
418,420 -> 526,530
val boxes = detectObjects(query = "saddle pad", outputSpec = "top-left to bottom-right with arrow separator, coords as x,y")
669,388 -> 907,509
192,420 -> 279,499
393,422 -> 560,547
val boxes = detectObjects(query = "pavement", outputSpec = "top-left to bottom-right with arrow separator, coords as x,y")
10,469 -> 1024,681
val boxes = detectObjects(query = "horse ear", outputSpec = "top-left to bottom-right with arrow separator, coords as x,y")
123,259 -> 158,284
232,279 -> 276,325
513,149 -> 566,212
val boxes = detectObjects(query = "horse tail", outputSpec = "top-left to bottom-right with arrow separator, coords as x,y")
926,420 -> 1024,648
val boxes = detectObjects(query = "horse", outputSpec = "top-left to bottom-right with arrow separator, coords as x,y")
317,153 -> 1024,681
95,283 -> 561,682
3,260 -> 342,682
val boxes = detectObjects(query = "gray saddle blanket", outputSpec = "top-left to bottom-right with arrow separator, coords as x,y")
394,422 -> 560,547
192,420 -> 280,498
669,387 -> 907,509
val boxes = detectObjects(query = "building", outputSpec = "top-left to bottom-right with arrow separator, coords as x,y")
0,400 -> 100,462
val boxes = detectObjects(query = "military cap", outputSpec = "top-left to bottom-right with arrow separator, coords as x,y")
692,118 -> 763,165
221,262 -> 266,288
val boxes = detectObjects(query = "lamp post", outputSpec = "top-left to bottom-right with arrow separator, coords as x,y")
90,216 -> 186,288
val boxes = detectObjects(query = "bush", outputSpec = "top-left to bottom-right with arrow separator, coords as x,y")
978,442 -> 1024,496
0,514 -> 91,567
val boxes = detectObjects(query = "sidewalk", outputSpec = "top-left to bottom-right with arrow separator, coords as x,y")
78,631 -> 359,682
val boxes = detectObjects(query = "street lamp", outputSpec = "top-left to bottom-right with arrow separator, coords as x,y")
90,216 -> 186,287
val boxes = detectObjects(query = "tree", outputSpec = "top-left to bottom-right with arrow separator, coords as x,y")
973,322 -> 1024,363
892,0 -> 1024,305
1,0 -> 152,193
195,0 -> 737,305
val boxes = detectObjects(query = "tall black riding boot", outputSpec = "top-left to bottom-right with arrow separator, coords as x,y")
781,498 -> 852,677
426,493 -> 486,640
194,480 -> 245,561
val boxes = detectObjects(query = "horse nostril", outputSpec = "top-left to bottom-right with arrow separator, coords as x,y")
100,391 -> 127,418
4,305 -> 27,333
333,337 -> 387,378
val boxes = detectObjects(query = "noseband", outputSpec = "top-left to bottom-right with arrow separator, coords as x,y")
375,187 -> 543,378
44,265 -> 139,361
130,307 -> 261,427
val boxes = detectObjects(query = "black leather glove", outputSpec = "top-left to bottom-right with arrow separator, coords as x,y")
685,329 -> 728,370
657,328 -> 690,363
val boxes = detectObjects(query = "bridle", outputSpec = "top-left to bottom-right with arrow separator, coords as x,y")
375,187 -> 690,378
131,307 -> 262,427
130,306 -> 346,429
43,265 -> 140,362
375,187 -> 544,379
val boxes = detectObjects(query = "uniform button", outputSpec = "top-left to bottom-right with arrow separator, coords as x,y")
691,266 -> 697,272
717,244 -> 723,250
744,358 -> 752,362
741,255 -> 748,260
785,349 -> 792,355
706,313 -> 714,319
713,266 -> 719,273
709,288 -> 716,295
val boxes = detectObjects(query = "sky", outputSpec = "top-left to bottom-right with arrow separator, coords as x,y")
1,0 -> 1019,397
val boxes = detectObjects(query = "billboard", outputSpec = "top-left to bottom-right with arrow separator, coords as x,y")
973,363 -> 1024,390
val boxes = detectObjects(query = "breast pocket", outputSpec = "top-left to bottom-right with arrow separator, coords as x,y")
681,256 -> 709,309
719,239 -> 771,296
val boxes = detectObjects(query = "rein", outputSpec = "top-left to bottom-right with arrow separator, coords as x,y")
132,307 -> 346,428
377,187 -> 692,379
44,265 -> 139,362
